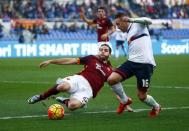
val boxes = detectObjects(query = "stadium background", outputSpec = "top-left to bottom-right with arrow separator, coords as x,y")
0,0 -> 189,131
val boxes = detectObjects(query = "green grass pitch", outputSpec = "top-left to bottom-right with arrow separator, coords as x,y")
0,55 -> 189,131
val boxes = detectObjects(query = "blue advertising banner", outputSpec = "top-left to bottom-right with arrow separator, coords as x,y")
153,39 -> 189,55
0,39 -> 189,58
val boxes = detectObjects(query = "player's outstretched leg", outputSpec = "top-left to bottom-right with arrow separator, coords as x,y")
110,82 -> 133,114
28,84 -> 59,104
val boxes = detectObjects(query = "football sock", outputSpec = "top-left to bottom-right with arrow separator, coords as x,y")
111,82 -> 128,104
143,95 -> 159,108
63,99 -> 70,107
40,85 -> 60,100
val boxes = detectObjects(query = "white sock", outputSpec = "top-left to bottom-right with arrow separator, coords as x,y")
111,82 -> 128,104
143,95 -> 159,108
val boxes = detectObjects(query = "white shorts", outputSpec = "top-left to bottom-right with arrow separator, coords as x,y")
56,75 -> 93,105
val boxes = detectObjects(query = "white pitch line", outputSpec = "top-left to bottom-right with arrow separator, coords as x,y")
0,80 -> 50,84
0,106 -> 189,120
1,80 -> 189,89
0,115 -> 48,120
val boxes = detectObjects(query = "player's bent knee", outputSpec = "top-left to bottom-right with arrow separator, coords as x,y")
56,84 -> 65,91
107,78 -> 121,86
68,101 -> 81,111
107,72 -> 123,85
107,76 -> 120,85
138,95 -> 146,101
137,92 -> 147,101
57,82 -> 70,92
107,77 -> 117,85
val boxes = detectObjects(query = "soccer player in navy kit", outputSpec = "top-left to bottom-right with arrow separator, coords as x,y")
28,44 -> 114,111
107,13 -> 161,117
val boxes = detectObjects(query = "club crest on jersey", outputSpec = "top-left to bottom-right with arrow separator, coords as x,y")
96,63 -> 106,76
107,67 -> 111,71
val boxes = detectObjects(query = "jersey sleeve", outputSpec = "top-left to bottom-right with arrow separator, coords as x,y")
78,55 -> 93,64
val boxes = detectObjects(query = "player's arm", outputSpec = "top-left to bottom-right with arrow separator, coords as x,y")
80,12 -> 94,26
39,58 -> 79,68
101,25 -> 116,40
108,25 -> 116,35
128,17 -> 152,25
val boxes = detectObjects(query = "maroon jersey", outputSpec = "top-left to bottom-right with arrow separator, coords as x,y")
93,17 -> 113,42
77,55 -> 112,98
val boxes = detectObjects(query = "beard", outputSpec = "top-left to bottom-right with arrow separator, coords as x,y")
99,54 -> 108,61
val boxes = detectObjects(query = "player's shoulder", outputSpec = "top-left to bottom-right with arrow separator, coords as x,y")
93,17 -> 99,22
98,17 -> 111,22
133,22 -> 147,29
79,55 -> 96,64
80,55 -> 94,59
105,17 -> 113,23
83,55 -> 97,60
88,55 -> 96,58
128,23 -> 143,32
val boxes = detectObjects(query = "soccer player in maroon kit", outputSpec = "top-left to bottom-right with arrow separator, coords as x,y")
28,44 -> 114,110
80,6 -> 115,44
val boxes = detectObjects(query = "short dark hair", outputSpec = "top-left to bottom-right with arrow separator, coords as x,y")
115,12 -> 126,19
100,44 -> 112,54
98,6 -> 106,12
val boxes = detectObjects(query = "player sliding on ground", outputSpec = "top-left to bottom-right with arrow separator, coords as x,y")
107,13 -> 161,117
28,44 -> 132,112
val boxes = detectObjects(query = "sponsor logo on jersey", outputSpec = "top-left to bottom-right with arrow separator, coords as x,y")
96,63 -> 106,76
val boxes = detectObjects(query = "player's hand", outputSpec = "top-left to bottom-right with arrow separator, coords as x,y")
80,7 -> 85,20
80,12 -> 85,20
101,33 -> 108,40
39,60 -> 51,68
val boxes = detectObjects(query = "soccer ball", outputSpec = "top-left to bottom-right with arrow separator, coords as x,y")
48,104 -> 64,120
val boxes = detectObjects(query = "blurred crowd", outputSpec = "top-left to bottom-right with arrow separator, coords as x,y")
129,0 -> 189,19
2,0 -> 189,21
0,0 -> 131,42
0,0 -> 131,21
0,0 -> 189,42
